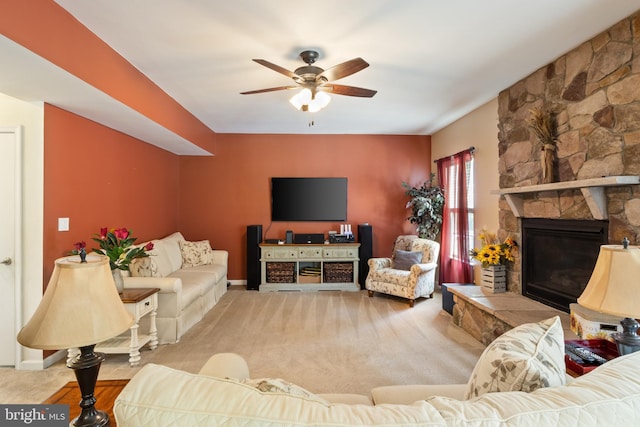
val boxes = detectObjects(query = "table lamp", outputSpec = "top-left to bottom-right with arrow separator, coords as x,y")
577,240 -> 640,356
17,255 -> 133,427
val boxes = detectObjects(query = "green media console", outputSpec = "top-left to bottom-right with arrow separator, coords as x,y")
259,243 -> 360,292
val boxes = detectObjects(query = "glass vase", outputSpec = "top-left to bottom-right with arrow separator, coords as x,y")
111,268 -> 125,294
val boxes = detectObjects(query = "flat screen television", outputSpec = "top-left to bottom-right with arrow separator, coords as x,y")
271,177 -> 347,222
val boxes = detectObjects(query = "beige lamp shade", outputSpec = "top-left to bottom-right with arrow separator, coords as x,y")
577,245 -> 640,319
17,255 -> 134,350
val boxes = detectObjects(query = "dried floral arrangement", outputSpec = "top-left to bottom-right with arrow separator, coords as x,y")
526,107 -> 555,142
526,106 -> 557,183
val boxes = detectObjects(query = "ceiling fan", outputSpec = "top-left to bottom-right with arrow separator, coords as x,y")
241,50 -> 377,112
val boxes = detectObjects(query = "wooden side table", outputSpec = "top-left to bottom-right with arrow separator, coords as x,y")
68,288 -> 160,367
98,287 -> 160,366
43,379 -> 129,426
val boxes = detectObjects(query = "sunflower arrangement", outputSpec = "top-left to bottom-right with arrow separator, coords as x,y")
470,228 -> 518,268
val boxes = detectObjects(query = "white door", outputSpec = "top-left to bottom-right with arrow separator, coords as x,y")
0,126 -> 20,366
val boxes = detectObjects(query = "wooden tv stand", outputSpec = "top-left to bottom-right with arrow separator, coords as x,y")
259,243 -> 360,292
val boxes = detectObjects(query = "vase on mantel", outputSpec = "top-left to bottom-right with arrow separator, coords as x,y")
541,143 -> 556,184
480,265 -> 506,293
111,268 -> 125,294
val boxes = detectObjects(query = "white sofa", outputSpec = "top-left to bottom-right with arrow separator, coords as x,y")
114,317 -> 640,426
124,232 -> 228,344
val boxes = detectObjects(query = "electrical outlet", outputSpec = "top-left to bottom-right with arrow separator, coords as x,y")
58,217 -> 69,232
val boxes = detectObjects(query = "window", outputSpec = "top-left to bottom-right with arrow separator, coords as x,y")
446,157 -> 474,260
436,148 -> 474,284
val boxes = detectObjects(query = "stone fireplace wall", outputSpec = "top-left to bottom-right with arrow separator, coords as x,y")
497,10 -> 640,293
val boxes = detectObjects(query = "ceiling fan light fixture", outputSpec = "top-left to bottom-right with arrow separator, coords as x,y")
289,88 -> 331,113
289,88 -> 312,110
308,91 -> 331,113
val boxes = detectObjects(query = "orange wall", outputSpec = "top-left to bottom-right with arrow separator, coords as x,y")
43,105 -> 181,282
1,0 -> 216,153
43,110 -> 432,283
179,133 -> 432,280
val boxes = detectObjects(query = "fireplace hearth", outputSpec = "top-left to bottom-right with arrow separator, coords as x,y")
521,218 -> 608,312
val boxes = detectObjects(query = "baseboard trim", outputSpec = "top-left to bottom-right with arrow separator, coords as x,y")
44,349 -> 66,368
16,360 -> 44,370
16,350 -> 65,371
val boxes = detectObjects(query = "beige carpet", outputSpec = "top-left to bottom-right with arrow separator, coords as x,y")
0,287 -> 485,403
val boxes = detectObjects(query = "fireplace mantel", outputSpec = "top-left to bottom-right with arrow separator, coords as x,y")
493,176 -> 640,220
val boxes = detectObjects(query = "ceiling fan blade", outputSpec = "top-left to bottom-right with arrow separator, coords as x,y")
317,58 -> 369,82
321,84 -> 377,98
252,59 -> 298,79
240,86 -> 298,95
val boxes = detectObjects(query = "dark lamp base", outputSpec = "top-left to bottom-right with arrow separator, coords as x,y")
613,317 -> 640,356
67,345 -> 109,427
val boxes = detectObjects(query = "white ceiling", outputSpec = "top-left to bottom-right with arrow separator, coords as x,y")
2,1 -> 639,152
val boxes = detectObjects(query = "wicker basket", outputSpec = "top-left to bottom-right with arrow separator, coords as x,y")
323,262 -> 353,283
266,262 -> 295,283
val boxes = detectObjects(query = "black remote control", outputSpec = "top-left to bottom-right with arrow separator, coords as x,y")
564,349 -> 584,364
565,344 -> 589,363
566,343 -> 607,364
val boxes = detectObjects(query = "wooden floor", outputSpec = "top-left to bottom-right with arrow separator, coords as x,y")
42,379 -> 129,426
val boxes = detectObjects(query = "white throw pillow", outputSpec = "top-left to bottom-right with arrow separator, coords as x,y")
465,315 -> 566,399
180,240 -> 214,268
162,232 -> 186,271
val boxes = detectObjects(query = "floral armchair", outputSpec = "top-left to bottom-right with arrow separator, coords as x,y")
365,235 -> 440,307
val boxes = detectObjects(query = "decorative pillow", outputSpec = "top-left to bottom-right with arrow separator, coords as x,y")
179,240 -> 214,268
465,316 -> 566,399
242,378 -> 329,405
393,250 -> 423,270
130,256 -> 160,278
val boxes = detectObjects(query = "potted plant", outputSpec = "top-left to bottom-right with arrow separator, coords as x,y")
91,227 -> 154,293
402,174 -> 445,240
92,227 -> 153,271
470,228 -> 518,293
470,228 -> 517,268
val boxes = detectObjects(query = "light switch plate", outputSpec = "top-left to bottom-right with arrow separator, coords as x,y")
58,217 -> 69,231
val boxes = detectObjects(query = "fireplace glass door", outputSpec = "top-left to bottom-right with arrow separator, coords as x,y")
521,218 -> 608,312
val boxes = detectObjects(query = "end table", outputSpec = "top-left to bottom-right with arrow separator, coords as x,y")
43,379 -> 129,425
67,287 -> 160,367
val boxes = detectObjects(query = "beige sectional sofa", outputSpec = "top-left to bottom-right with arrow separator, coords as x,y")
114,351 -> 640,426
124,232 -> 228,344
114,316 -> 640,426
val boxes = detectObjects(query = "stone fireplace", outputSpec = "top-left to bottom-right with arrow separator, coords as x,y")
496,11 -> 640,302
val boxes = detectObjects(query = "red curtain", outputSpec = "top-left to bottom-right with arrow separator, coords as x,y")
436,149 -> 474,284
